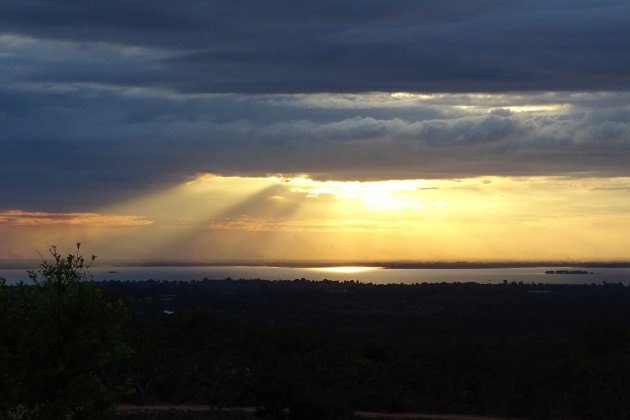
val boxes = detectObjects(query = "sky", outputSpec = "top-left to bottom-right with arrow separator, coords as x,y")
2,0 -> 630,262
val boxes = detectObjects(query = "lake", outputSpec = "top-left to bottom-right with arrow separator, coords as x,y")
2,265 -> 630,285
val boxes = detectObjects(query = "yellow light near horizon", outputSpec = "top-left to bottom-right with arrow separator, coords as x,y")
9,173 -> 630,262
185,173 -> 283,188
285,177 -> 436,211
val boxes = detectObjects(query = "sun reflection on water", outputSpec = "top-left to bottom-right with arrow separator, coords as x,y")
310,266 -> 380,274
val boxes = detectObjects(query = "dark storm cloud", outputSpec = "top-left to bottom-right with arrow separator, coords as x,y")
0,0 -> 629,92
1,1 -> 630,211
2,85 -> 630,210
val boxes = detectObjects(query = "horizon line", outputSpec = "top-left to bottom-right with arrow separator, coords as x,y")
3,259 -> 630,270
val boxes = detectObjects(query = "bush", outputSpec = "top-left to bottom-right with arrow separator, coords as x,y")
1,243 -> 131,419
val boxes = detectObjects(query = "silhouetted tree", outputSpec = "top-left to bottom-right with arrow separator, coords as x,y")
3,243 -> 131,419
0,277 -> 16,419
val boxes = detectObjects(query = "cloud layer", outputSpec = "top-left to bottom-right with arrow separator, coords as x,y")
1,1 -> 629,93
0,210 -> 152,226
1,1 -> 630,211
2,86 -> 630,210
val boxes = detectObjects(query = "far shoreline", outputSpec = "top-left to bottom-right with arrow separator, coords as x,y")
4,260 -> 630,270
109,260 -> 630,269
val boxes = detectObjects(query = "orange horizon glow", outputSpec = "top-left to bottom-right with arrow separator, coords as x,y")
0,209 -> 153,226
2,173 -> 630,262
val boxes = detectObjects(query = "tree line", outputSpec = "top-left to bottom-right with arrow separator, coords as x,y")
4,246 -> 630,418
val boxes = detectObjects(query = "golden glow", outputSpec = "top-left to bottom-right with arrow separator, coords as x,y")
285,177 -> 435,211
4,173 -> 630,262
0,210 -> 153,226
506,104 -> 569,113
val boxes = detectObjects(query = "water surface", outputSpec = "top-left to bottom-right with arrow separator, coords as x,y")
2,265 -> 629,285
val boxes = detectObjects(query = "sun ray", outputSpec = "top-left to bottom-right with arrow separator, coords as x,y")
20,173 -> 623,262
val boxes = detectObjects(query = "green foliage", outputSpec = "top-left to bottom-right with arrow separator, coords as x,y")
27,243 -> 97,288
1,243 -> 131,420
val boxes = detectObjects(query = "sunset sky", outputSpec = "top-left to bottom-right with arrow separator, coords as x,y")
2,1 -> 630,262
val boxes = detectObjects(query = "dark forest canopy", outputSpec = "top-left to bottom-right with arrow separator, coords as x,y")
6,274 -> 630,419
117,279 -> 630,418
